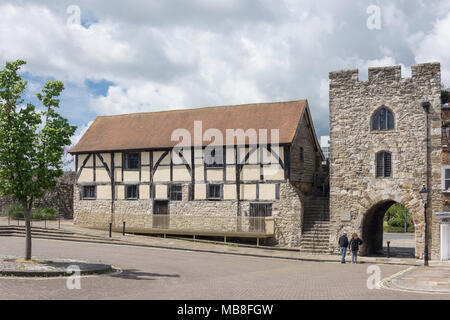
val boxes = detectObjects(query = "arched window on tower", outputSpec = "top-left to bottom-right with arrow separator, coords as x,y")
371,107 -> 394,131
376,151 -> 392,178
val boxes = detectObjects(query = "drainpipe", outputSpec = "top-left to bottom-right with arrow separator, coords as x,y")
422,99 -> 430,266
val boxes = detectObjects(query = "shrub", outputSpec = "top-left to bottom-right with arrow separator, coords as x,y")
6,204 -> 57,220
6,204 -> 25,219
32,207 -> 57,220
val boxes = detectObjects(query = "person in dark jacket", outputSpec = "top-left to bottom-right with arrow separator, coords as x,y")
348,233 -> 363,264
338,232 -> 349,263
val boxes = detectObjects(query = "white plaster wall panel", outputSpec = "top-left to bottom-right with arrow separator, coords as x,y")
242,165 -> 260,181
96,168 -> 110,182
153,167 -> 170,182
264,165 -> 284,180
155,185 -> 168,199
123,171 -> 139,182
207,169 -> 222,181
173,166 -> 191,181
97,185 -> 112,200
259,184 -> 276,200
226,166 -> 236,181
241,184 -> 257,200
79,168 -> 93,182
139,185 -> 150,200
195,183 -> 206,199
223,184 -> 237,200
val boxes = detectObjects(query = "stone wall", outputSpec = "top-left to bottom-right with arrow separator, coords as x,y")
0,172 -> 75,218
329,63 -> 442,259
74,181 -> 303,247
0,195 -> 15,216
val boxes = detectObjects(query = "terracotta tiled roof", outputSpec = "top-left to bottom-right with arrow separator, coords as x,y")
69,100 -> 307,153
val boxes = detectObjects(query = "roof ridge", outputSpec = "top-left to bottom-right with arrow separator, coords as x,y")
96,99 -> 307,118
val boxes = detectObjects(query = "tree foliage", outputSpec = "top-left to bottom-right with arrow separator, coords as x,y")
384,203 -> 414,232
0,60 -> 76,259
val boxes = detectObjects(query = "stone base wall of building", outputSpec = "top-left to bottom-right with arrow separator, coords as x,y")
74,181 -> 303,247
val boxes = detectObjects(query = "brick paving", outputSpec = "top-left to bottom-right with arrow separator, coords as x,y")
0,217 -> 422,266
0,236 -> 449,299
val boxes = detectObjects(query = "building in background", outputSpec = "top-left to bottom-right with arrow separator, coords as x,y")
320,136 -> 330,160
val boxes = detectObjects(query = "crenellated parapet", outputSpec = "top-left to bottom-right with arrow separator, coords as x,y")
329,62 -> 441,87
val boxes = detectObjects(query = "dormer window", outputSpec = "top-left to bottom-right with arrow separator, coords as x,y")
371,107 -> 394,131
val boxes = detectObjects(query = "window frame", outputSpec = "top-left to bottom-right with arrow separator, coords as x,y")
123,152 -> 140,171
371,107 -> 395,131
375,151 -> 392,178
82,185 -> 96,200
442,165 -> 450,192
206,183 -> 223,200
204,147 -> 224,168
125,184 -> 139,200
169,184 -> 183,201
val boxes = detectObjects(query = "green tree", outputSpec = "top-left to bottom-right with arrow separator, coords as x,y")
0,60 -> 76,260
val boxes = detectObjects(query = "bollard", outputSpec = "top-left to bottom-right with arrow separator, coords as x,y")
387,241 -> 390,258
8,215 -> 10,225
109,223 -> 112,238
122,221 -> 126,236
44,219 -> 47,229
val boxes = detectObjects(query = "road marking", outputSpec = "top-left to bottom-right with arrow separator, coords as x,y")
379,266 -> 450,295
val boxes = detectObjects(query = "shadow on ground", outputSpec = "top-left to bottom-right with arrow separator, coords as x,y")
110,269 -> 180,281
364,246 -> 415,258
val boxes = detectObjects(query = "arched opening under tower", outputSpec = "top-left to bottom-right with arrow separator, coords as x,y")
361,200 -> 415,257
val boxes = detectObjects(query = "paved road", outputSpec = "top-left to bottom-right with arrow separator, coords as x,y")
0,237 -> 449,300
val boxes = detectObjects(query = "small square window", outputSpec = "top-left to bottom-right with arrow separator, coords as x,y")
82,186 -> 96,199
207,184 -> 222,199
169,184 -> 182,201
126,185 -> 138,199
124,153 -> 140,170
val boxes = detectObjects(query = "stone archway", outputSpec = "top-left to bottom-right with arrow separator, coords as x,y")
360,199 -> 416,257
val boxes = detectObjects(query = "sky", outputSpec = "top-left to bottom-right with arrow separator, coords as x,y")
1,0 -> 449,148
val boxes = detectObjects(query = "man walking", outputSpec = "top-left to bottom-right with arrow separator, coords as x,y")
338,232 -> 349,263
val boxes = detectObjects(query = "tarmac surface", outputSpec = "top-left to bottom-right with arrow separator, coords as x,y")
0,236 -> 449,299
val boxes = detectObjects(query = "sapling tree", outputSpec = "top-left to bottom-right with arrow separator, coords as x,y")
0,60 -> 76,260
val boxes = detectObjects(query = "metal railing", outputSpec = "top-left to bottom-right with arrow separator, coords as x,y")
86,213 -> 275,236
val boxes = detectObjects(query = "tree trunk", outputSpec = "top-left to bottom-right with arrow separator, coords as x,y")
24,206 -> 32,261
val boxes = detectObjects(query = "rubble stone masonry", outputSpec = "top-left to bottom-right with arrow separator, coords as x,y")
329,62 -> 442,259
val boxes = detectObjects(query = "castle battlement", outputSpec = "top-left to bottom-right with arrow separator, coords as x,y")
329,62 -> 441,86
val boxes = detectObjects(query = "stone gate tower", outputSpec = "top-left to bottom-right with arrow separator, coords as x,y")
329,62 -> 442,259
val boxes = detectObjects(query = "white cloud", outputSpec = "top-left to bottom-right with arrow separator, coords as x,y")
0,0 -> 448,140
411,12 -> 450,85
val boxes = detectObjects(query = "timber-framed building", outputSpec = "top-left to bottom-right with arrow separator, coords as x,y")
70,100 -> 327,247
